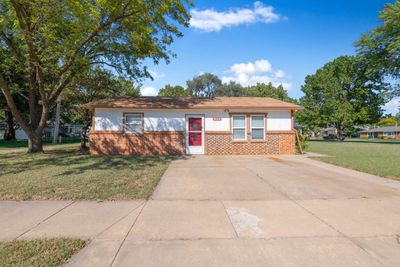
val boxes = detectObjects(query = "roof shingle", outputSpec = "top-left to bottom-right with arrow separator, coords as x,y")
83,96 -> 303,110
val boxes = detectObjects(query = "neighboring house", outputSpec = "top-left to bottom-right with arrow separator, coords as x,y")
84,97 -> 303,155
0,121 -> 4,139
0,120 -> 84,140
359,126 -> 400,139
64,124 -> 85,137
0,121 -> 27,140
320,127 -> 337,137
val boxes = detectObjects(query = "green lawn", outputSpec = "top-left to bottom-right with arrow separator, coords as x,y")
306,141 -> 400,179
0,238 -> 86,267
345,138 -> 400,143
0,144 -> 172,200
0,137 -> 81,149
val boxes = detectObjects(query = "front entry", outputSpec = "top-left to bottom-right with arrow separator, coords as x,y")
186,115 -> 204,154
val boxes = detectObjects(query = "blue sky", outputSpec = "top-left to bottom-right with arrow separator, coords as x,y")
141,0 -> 399,114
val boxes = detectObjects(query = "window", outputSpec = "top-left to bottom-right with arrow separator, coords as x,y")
232,115 -> 246,140
124,113 -> 143,133
384,132 -> 394,137
251,115 -> 265,140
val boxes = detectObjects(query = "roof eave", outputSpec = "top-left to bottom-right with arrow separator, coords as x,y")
85,105 -> 303,110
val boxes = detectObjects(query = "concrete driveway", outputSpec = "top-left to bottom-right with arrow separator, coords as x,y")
2,155 -> 400,266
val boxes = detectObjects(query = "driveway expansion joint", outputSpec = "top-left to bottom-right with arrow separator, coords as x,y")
15,200 -> 75,240
244,165 -> 387,266
220,201 -> 239,238
109,201 -> 147,267
93,200 -> 145,241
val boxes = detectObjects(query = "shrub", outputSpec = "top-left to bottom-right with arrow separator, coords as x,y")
296,134 -> 308,153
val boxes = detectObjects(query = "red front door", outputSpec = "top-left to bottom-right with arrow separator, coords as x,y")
188,117 -> 202,146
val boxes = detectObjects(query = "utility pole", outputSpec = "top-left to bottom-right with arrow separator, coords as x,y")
53,94 -> 62,144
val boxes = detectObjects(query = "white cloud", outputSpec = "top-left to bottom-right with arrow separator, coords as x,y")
141,86 -> 157,96
222,59 -> 291,90
383,98 -> 399,114
274,69 -> 285,78
190,2 -> 282,32
230,59 -> 272,75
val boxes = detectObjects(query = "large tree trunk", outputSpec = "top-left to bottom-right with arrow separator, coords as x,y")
336,122 -> 344,141
80,110 -> 90,150
28,131 -> 43,153
3,107 -> 16,141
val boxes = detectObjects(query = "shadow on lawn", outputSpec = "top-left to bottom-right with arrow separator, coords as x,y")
0,149 -> 171,177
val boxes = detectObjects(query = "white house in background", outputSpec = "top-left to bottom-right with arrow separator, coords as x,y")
84,97 -> 303,155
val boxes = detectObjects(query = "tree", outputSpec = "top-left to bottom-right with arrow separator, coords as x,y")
298,56 -> 388,138
215,81 -> 245,96
158,84 -> 189,97
356,0 -> 400,98
377,117 -> 396,126
0,77 -> 29,141
64,67 -> 140,150
246,83 -> 296,102
0,0 -> 190,152
187,73 -> 222,97
0,96 -> 15,140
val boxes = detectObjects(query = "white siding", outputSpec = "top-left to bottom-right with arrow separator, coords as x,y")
267,111 -> 292,131
94,108 -> 230,132
94,108 -> 292,132
15,129 -> 28,140
204,110 -> 230,131
94,109 -> 123,131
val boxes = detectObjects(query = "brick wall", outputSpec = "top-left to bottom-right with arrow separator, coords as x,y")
90,131 -> 295,155
90,131 -> 185,155
278,132 -> 296,154
205,131 -> 296,155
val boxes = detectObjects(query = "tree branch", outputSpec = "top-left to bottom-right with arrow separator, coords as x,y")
0,74 -> 31,134
0,31 -> 24,63
49,7 -> 142,96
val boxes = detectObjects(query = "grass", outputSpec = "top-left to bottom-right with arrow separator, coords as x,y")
344,138 -> 400,143
0,238 -> 86,267
0,137 -> 81,149
306,141 -> 400,179
0,143 -> 172,200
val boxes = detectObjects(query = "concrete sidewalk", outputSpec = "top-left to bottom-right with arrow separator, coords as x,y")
1,156 -> 400,266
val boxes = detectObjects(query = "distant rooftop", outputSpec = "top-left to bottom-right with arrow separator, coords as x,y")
359,126 -> 400,133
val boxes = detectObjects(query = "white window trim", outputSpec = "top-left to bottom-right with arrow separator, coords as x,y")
232,115 -> 247,141
250,115 -> 265,140
124,113 -> 143,134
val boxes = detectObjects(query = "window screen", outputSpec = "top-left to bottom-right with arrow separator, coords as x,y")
232,115 -> 246,140
251,115 -> 265,140
125,114 -> 143,133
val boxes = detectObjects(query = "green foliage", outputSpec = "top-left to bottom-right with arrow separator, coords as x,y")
63,67 -> 140,124
356,0 -> 400,98
246,83 -> 296,102
298,56 -> 388,137
396,112 -> 400,124
0,0 -> 190,151
296,134 -> 308,152
215,81 -> 246,96
377,117 -> 397,126
186,73 -> 222,97
158,84 -> 189,97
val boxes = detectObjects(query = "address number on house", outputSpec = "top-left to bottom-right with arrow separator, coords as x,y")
213,117 -> 222,121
